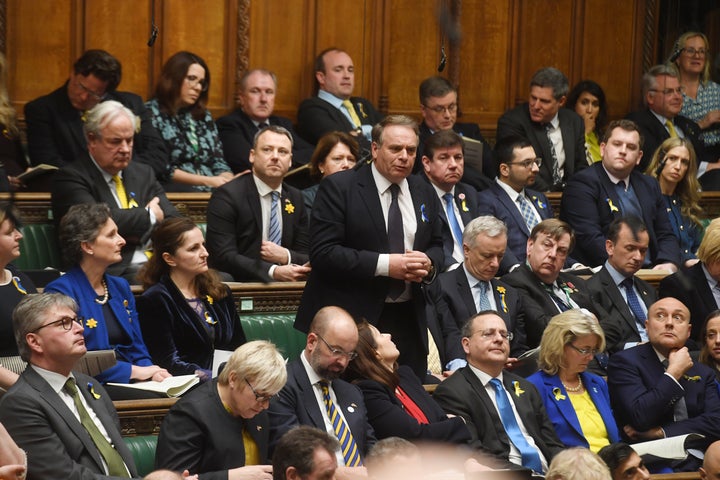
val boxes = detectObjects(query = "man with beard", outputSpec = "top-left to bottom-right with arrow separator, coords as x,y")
268,306 -> 376,466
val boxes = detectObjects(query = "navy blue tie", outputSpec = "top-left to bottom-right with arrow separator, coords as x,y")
621,277 -> 648,341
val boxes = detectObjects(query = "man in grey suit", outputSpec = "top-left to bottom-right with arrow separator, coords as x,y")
0,293 -> 138,479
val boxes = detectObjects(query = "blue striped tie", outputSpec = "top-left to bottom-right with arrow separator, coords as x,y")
319,381 -> 362,466
268,191 -> 282,245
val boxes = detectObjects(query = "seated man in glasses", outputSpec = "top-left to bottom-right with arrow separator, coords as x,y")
268,306 -> 376,467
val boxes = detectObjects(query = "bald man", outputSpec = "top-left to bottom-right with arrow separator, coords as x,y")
701,441 -> 720,480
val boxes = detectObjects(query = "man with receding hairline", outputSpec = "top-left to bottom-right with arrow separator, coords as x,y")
700,440 -> 720,480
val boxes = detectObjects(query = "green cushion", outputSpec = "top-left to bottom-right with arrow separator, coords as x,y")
16,224 -> 61,270
123,435 -> 157,477
240,313 -> 305,359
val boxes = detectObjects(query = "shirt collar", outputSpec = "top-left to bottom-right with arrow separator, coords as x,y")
649,109 -> 671,126
371,162 -> 409,195
496,177 -> 524,200
604,261 -> 631,286
301,349 -> 325,386
601,164 -> 629,188
703,263 -> 718,289
547,112 -> 560,129
468,362 -> 503,387
89,154 -> 118,184
31,364 -> 73,395
253,174 -> 281,197
318,89 -> 346,109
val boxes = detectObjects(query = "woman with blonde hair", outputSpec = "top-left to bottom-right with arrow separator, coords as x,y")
546,447 -> 612,480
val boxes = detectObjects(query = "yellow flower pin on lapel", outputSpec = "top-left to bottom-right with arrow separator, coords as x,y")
86,318 -> 98,329
284,199 -> 295,214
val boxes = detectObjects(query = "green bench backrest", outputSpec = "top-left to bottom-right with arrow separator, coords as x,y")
239,313 -> 305,360
16,224 -> 61,270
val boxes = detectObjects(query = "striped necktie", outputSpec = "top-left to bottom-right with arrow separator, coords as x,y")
319,380 -> 362,466
268,191 -> 282,245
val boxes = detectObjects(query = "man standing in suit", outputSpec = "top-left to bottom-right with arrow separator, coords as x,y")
25,49 -> 168,181
433,311 -> 564,473
0,293 -> 138,479
560,119 -> 680,270
477,135 -> 554,274
415,76 -> 495,190
587,216 -> 657,353
608,297 -> 720,470
420,129 -> 480,270
296,48 -> 383,156
295,115 -> 444,378
216,69 -> 314,173
496,67 -> 587,192
51,100 -> 178,282
269,306 -> 376,466
206,125 -> 310,282
426,215 -> 528,372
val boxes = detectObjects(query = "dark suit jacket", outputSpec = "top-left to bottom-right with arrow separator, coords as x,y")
527,370 -> 620,448
205,173 -> 309,282
297,95 -> 383,144
477,183 -> 554,274
24,83 -> 169,180
607,342 -> 720,443
215,109 -> 314,173
295,166 -> 444,343
586,267 -> 657,352
51,154 -> 179,275
559,162 -> 680,268
625,109 -> 708,170
354,365 -> 470,442
267,358 -> 377,457
156,379 -> 268,480
0,367 -> 138,480
659,262 -> 717,342
496,104 -> 587,192
433,366 -> 564,466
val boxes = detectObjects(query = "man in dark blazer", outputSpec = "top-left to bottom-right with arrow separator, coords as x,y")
433,312 -> 564,473
216,69 -> 314,173
25,49 -> 169,181
296,48 -> 383,157
587,217 -> 658,353
51,100 -> 179,281
478,135 -> 554,274
560,119 -> 680,269
496,67 -> 587,192
206,125 -> 309,282
295,115 -> 444,378
414,76 -> 495,190
608,297 -> 720,470
0,293 -> 138,480
419,129 -> 480,270
268,307 -> 376,464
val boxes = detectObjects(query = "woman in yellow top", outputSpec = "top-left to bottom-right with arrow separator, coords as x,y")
566,81 -> 608,164
528,309 -> 619,452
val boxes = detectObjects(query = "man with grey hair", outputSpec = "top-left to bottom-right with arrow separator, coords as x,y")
497,67 -> 587,192
206,125 -> 310,282
216,69 -> 314,173
51,100 -> 178,282
426,216 -> 528,372
0,293 -> 138,479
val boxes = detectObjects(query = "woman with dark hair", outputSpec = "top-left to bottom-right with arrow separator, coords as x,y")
147,51 -> 233,192
343,320 -> 470,443
44,203 -> 170,387
566,80 -> 608,164
136,217 -> 246,380
302,131 -> 358,211
699,310 -> 720,379
646,137 -> 704,267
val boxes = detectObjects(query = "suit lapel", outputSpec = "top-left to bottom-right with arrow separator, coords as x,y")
280,187 -> 294,246
596,166 -> 621,219
293,362 -> 327,429
454,186 -> 474,225
494,185 -> 530,235
456,267 -> 477,315
244,176 -> 263,234
357,167 -> 388,247
543,374 -> 584,438
461,368 -> 507,446
601,269 -> 639,334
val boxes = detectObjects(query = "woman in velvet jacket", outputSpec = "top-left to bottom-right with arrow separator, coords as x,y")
343,320 -> 470,444
136,217 -> 246,380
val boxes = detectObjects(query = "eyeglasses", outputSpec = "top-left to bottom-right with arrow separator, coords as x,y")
76,80 -> 107,101
470,329 -> 514,341
185,74 -> 209,92
649,86 -> 685,96
316,333 -> 358,360
683,47 -> 707,57
244,378 -> 276,403
31,316 -> 84,333
568,344 -> 599,356
507,158 -> 542,169
423,103 -> 457,114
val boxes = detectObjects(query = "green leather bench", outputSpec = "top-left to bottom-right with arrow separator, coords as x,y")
123,435 -> 157,477
16,223 -> 61,270
240,312 -> 305,360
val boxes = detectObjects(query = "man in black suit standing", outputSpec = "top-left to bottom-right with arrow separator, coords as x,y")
0,293 -> 138,479
25,49 -> 168,181
295,115 -> 444,378
420,129 -> 480,270
433,311 -> 564,473
206,125 -> 310,282
496,67 -> 587,192
415,76 -> 495,190
296,48 -> 383,156
216,69 -> 314,173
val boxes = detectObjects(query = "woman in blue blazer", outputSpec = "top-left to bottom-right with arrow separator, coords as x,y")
528,310 -> 620,452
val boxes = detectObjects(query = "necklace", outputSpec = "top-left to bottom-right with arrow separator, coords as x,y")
94,279 -> 109,305
561,376 -> 583,393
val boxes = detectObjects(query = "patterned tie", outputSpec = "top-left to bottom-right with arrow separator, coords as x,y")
489,378 -> 544,473
258,121 -> 269,129
387,184 -> 405,299
64,378 -> 129,477
319,381 -> 362,466
665,120 -> 678,138
516,194 -> 539,232
443,193 -> 463,249
268,191 -> 282,245
661,360 -> 688,421
543,283 -> 570,312
111,175 -> 129,209
544,123 -> 562,187
477,281 -> 492,311
621,277 -> 649,341
342,100 -> 362,128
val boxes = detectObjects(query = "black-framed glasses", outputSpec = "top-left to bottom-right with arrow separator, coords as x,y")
185,74 -> 209,92
470,329 -> 514,341
244,378 -> 276,403
507,158 -> 542,168
568,344 -> 599,356
317,334 -> 358,360
683,47 -> 707,57
423,103 -> 457,114
31,316 -> 84,333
